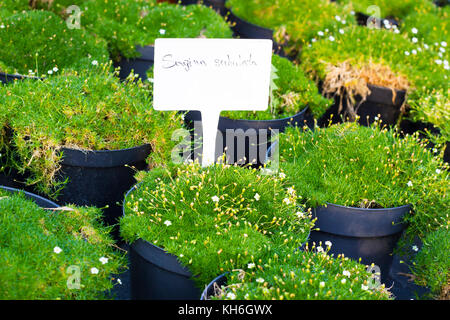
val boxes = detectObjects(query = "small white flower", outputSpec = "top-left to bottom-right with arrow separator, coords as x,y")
316,246 -> 324,253
92,60 -> 98,66
0,24 -> 4,29
148,78 -> 154,83
164,220 -> 172,227
99,257 -> 109,265
441,41 -> 447,47
412,37 -> 418,43
445,65 -> 450,70
341,19 -> 346,24
256,278 -> 265,283
350,10 -> 355,15
361,284 -> 369,291
436,169 -> 442,174
394,29 -> 400,34
329,36 -> 335,42
411,28 -> 418,34
412,49 -> 417,55
296,211 -> 304,218
424,44 -> 429,49
325,241 -> 332,248
407,181 -> 413,187
117,278 -> 122,285
341,278 -> 347,284
211,195 -> 219,203
335,15 -> 341,21
254,193 -> 260,201
412,245 -> 419,252
318,31 -> 324,36
404,51 -> 410,56
90,267 -> 99,274
339,29 -> 344,34
53,246 -> 62,254
226,292 -> 236,300
47,70 -> 53,75
159,29 -> 166,35
243,233 -> 248,238
283,198 -> 291,205
374,116 -> 380,121
279,172 -> 286,179
311,38 -> 317,43
320,282 -> 325,288
248,263 -> 255,269
343,270 -> 351,278
287,187 -> 295,195
53,67 -> 58,72
435,59 -> 443,65
28,69 -> 33,74
440,47 -> 446,53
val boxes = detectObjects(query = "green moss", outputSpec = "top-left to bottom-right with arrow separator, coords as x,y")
0,10 -> 109,76
411,226 -> 450,299
277,122 -> 449,239
221,55 -> 332,120
120,162 -> 314,288
83,1 -> 233,60
213,245 -> 392,300
0,66 -> 183,197
226,0 -> 355,55
0,190 -> 126,299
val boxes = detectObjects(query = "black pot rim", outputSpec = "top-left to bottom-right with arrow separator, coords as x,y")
0,185 -> 59,208
313,202 -> 411,237
123,183 -> 194,277
60,144 -> 152,168
221,106 -> 308,124
366,84 -> 406,106
200,272 -> 228,300
228,8 -> 274,39
0,72 -> 41,83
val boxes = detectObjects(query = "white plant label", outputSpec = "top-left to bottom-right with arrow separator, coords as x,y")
153,38 -> 273,166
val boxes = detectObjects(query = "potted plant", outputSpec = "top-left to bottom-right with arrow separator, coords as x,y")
408,90 -> 449,164
184,54 -> 332,166
274,122 -> 449,284
410,226 -> 450,300
0,187 -> 126,299
225,0 -> 355,59
120,162 -> 314,300
203,243 -> 392,300
0,66 -> 183,237
82,0 -> 233,80
301,25 -> 448,126
0,10 -> 109,78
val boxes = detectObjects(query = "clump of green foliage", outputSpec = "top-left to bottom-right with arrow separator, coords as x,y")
411,225 -> 450,300
409,89 -> 449,153
211,244 -> 392,300
0,190 -> 126,299
0,65 -> 183,198
83,1 -> 233,60
120,162 -> 314,288
301,25 -> 449,118
336,0 -> 435,21
0,10 -> 109,76
226,0 -> 355,55
401,6 -> 449,50
276,122 -> 449,240
221,55 -> 332,121
0,0 -> 29,15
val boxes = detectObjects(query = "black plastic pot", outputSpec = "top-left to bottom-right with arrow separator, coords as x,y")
0,185 -> 59,208
54,145 -> 151,237
184,107 -> 312,166
123,185 -> 202,300
227,9 -> 291,60
181,0 -> 228,16
114,45 -> 154,81
200,273 -> 228,300
319,84 -> 406,127
308,203 -> 410,285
